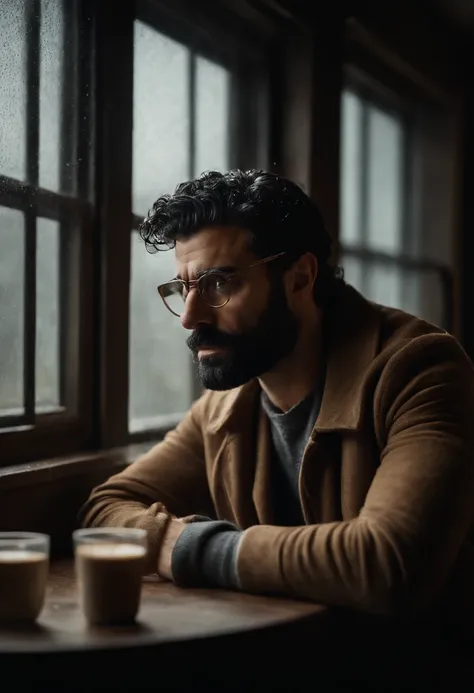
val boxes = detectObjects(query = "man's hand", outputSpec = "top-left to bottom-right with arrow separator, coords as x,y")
156,518 -> 187,580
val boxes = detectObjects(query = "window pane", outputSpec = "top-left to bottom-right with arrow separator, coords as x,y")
39,0 -> 64,192
36,217 -> 60,410
0,0 -> 26,180
402,268 -> 446,329
343,256 -> 402,309
133,21 -> 190,216
129,233 -> 193,432
195,56 -> 230,176
343,255 -> 448,328
340,91 -> 362,246
341,254 -> 364,294
367,106 -> 403,253
366,262 -> 402,309
0,207 -> 24,414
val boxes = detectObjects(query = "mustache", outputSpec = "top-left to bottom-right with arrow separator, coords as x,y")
186,326 -> 240,352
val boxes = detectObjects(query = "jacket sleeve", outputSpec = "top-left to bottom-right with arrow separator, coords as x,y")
78,397 -> 214,572
236,334 -> 474,616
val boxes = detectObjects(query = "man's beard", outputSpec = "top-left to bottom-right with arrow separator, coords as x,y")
186,279 -> 299,391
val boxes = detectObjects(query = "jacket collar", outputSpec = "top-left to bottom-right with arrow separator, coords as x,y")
207,286 -> 382,435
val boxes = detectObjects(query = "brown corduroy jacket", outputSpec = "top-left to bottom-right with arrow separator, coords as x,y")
80,286 -> 474,618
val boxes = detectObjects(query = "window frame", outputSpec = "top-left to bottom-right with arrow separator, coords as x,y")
0,0 -> 96,465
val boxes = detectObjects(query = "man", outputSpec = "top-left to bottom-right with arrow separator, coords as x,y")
80,169 -> 474,620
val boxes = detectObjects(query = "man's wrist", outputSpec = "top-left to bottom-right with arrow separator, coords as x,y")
156,518 -> 186,580
171,520 -> 242,589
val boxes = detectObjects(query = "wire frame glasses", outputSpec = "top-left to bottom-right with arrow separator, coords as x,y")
157,252 -> 285,317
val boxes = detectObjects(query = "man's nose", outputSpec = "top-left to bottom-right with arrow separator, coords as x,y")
180,288 -> 214,330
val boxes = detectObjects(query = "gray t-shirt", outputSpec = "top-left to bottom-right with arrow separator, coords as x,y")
171,386 -> 322,589
261,387 -> 321,525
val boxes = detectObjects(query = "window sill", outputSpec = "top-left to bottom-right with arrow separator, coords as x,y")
0,442 -> 155,491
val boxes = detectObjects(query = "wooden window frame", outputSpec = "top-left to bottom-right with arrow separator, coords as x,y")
0,0 -> 96,466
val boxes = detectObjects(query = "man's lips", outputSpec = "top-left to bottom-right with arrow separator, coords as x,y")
197,346 -> 226,356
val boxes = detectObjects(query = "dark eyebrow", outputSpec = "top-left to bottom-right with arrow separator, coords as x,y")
177,266 -> 238,280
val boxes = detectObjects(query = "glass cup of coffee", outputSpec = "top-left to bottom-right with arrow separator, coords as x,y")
73,527 -> 148,626
0,532 -> 50,622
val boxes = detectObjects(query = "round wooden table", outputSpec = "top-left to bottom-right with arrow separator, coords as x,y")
1,560 -> 469,692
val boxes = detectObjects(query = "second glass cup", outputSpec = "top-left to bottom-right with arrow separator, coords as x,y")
73,528 -> 148,626
0,532 -> 50,622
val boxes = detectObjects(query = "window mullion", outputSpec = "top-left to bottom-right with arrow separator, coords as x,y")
359,95 -> 370,296
188,48 -> 196,179
24,0 -> 41,423
187,47 -> 202,402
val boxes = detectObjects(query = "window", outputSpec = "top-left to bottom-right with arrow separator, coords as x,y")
0,0 -> 268,464
340,84 -> 455,330
0,0 -> 94,460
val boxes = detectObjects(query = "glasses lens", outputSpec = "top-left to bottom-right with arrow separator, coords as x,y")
160,280 -> 185,316
199,273 -> 231,307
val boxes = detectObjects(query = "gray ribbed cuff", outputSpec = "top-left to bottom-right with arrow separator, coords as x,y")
171,520 -> 242,590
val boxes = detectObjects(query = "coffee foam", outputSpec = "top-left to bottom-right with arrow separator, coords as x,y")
0,550 -> 47,563
76,543 -> 146,559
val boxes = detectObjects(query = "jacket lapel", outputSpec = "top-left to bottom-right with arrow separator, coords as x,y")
209,381 -> 276,527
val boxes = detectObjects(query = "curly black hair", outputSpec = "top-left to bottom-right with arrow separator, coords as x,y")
139,169 -> 344,307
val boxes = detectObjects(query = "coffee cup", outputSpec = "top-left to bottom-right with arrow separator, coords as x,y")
73,528 -> 147,625
0,532 -> 50,622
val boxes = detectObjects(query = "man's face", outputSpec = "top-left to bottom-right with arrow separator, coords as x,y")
174,226 -> 300,390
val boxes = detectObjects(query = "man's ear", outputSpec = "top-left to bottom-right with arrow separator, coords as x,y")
291,253 -> 318,294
